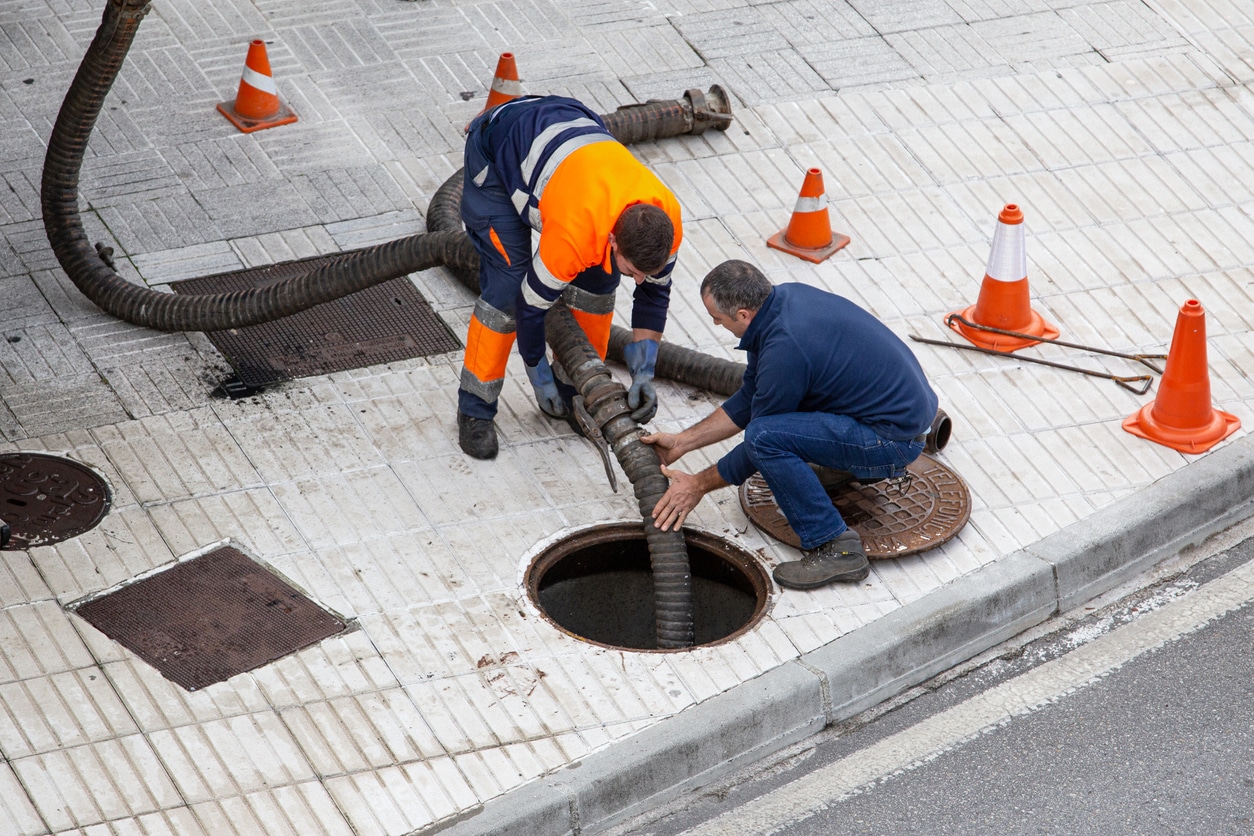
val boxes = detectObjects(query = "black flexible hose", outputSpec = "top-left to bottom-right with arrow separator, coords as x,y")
546,305 -> 695,648
41,0 -> 482,331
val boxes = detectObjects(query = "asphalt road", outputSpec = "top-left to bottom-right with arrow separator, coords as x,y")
608,522 -> 1254,836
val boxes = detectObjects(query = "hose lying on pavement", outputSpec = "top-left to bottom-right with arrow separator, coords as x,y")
546,305 -> 695,648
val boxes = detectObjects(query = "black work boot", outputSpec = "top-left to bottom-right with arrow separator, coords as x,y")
457,411 -> 498,460
773,529 -> 870,590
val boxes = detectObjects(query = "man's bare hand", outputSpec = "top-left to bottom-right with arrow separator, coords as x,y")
651,466 -> 704,531
641,432 -> 683,466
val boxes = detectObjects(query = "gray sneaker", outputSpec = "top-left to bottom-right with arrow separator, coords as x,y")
773,529 -> 870,590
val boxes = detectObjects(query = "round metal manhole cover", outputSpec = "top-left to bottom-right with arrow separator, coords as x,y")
0,453 -> 112,549
738,454 -> 970,559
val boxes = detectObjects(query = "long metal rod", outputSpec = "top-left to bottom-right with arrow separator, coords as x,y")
945,313 -> 1168,373
909,334 -> 1155,395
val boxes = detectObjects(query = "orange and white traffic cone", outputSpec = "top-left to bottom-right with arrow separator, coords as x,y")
947,204 -> 1058,352
766,168 -> 850,263
477,52 -> 522,116
1123,299 -> 1240,454
217,39 -> 298,134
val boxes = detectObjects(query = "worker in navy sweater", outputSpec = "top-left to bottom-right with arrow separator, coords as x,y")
643,260 -> 938,590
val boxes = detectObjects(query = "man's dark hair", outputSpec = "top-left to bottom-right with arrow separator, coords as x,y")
613,204 -> 673,275
700,260 -> 773,316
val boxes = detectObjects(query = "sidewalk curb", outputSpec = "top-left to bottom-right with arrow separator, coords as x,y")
429,435 -> 1254,836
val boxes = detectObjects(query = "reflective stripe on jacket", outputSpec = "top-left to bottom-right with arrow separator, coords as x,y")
474,96 -> 683,362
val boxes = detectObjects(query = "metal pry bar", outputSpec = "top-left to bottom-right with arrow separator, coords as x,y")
945,313 -> 1168,374
571,395 -> 618,492
909,334 -> 1155,395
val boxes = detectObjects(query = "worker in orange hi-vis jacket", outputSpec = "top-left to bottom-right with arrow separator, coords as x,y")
456,94 -> 684,460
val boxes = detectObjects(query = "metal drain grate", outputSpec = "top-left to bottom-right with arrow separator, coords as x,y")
173,254 -> 462,387
0,453 -> 111,549
73,545 -> 347,690
739,455 -> 971,558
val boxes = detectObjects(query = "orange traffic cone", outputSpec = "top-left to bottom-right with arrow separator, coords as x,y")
947,204 -> 1058,352
766,168 -> 850,263
217,40 -> 298,134
1123,299 -> 1240,454
477,52 -> 522,116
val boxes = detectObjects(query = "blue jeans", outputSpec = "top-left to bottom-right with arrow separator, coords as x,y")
743,412 -> 924,550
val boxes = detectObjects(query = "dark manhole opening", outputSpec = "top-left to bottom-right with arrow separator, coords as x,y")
526,523 -> 770,651
0,453 -> 112,550
73,545 -> 348,691
173,253 -> 463,389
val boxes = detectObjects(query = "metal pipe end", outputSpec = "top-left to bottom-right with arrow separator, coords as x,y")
925,408 -> 952,454
683,85 -> 734,133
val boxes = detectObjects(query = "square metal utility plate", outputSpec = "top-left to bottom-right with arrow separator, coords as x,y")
73,546 -> 348,690
173,253 -> 462,387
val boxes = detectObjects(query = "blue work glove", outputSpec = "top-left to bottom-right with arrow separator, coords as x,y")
525,357 -> 568,419
622,338 -> 659,423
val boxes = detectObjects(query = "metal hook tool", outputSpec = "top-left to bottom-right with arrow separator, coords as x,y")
570,395 -> 618,492
908,333 -> 1156,395
945,313 -> 1168,374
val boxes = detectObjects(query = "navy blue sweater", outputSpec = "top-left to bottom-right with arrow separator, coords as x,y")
717,284 -> 938,486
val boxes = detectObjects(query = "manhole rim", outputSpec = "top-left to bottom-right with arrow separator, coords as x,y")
0,450 -> 115,550
520,520 -> 774,653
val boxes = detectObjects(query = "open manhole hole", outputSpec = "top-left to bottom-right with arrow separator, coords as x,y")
72,545 -> 348,690
738,454 -> 971,558
0,453 -> 112,549
525,523 -> 770,651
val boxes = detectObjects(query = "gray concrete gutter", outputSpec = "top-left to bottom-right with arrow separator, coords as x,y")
428,435 -> 1254,836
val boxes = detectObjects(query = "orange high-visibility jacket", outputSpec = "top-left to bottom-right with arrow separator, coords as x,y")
475,96 -> 683,364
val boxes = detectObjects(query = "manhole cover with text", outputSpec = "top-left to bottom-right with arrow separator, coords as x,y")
0,453 -> 112,549
738,454 -> 970,558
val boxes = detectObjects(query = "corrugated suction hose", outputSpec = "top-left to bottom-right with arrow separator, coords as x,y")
545,305 -> 695,648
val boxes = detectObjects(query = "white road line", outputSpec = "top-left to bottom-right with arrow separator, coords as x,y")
682,558 -> 1254,836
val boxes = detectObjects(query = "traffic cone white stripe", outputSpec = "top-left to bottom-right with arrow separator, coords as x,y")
792,195 -> 826,213
491,76 -> 522,96
984,222 -> 1026,283
240,66 -> 277,96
